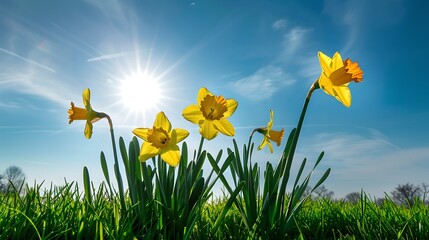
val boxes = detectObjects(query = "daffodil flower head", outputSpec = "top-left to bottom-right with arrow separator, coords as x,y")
255,110 -> 285,153
317,51 -> 363,107
132,111 -> 189,167
68,88 -> 105,139
182,87 -> 238,140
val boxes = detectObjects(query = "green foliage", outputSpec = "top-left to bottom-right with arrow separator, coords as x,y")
94,136 -> 239,239
2,184 -> 428,239
204,96 -> 331,239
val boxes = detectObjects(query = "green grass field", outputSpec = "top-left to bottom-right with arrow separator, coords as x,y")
1,182 -> 428,239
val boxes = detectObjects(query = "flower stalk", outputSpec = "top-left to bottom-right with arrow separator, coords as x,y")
105,115 -> 126,212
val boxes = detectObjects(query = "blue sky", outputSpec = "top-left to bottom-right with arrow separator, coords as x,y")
1,0 -> 428,198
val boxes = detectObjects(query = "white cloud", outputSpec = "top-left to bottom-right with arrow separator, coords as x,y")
87,52 -> 126,62
229,65 -> 295,100
83,0 -> 129,23
272,19 -> 287,30
228,24 -> 313,101
0,70 -> 70,106
296,52 -> 321,81
0,18 -> 73,107
0,101 -> 21,109
323,0 -> 405,53
0,48 -> 55,73
281,27 -> 310,57
297,129 -> 429,197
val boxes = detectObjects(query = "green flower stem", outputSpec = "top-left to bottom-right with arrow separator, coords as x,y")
105,115 -> 126,212
247,130 -> 256,163
248,130 -> 255,152
196,136 -> 205,160
284,80 -> 319,216
287,80 -> 319,162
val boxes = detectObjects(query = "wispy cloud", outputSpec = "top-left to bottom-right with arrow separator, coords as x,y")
228,20 -> 313,100
0,21 -> 74,106
0,48 -> 55,73
87,52 -> 127,62
303,131 -> 395,160
281,27 -> 310,57
87,49 -> 151,62
323,0 -> 405,53
297,129 -> 428,197
0,70 -> 70,106
296,52 -> 321,81
229,65 -> 295,100
0,101 -> 21,109
24,160 -> 57,167
272,19 -> 287,31
83,0 -> 129,23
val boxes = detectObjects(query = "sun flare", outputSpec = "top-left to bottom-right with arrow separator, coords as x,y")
120,73 -> 162,113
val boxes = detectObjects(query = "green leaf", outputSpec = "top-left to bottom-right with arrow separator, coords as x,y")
100,151 -> 110,186
212,181 -> 245,234
83,166 -> 92,205
189,177 -> 204,209
312,168 -> 331,191
293,158 -> 307,188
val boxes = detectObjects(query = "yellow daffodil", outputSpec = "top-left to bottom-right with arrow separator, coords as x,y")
317,51 -> 363,107
68,88 -> 106,139
132,111 -> 189,167
255,110 -> 285,153
182,87 -> 238,140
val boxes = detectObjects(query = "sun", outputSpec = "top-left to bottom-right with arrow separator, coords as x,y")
119,73 -> 163,113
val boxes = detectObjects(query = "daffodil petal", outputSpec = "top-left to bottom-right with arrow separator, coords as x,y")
139,142 -> 161,162
154,111 -> 171,132
319,74 -> 352,107
331,52 -> 344,72
84,121 -> 93,139
318,51 -> 333,76
267,110 -> 273,130
173,128 -> 189,143
333,86 -> 352,107
257,138 -> 268,150
197,87 -> 212,107
223,99 -> 238,118
200,121 -> 218,140
213,119 -> 235,136
182,105 -> 205,124
160,145 -> 180,167
318,74 -> 336,97
267,141 -> 274,153
82,88 -> 91,110
132,128 -> 151,141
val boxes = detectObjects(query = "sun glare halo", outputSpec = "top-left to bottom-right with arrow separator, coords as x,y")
120,73 -> 162,113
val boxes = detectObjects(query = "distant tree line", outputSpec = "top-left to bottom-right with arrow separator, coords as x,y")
305,183 -> 429,207
0,165 -> 25,194
1,166 -> 427,207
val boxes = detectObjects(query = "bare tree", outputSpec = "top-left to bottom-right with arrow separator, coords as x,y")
0,174 -> 5,193
303,185 -> 312,198
344,192 -> 360,204
313,185 -> 334,199
391,183 -> 422,206
375,197 -> 386,206
421,183 -> 429,204
2,166 -> 25,194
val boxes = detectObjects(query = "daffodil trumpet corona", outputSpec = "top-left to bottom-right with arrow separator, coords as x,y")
253,110 -> 285,153
182,87 -> 238,140
68,88 -> 109,139
133,111 -> 189,167
316,51 -> 363,107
